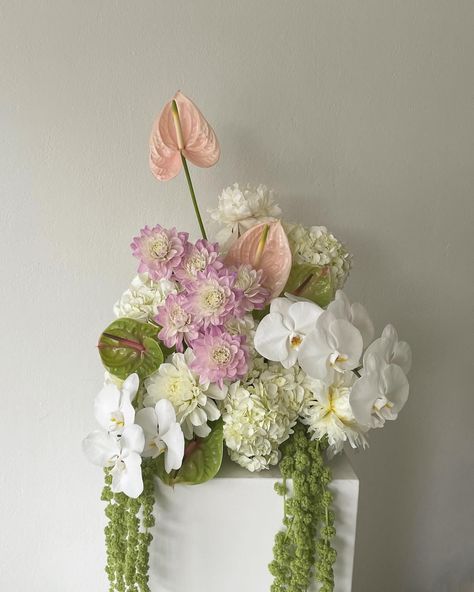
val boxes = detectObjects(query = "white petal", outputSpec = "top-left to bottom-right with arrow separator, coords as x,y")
120,397 -> 136,428
203,399 -> 221,421
298,329 -> 333,379
94,384 -> 121,430
193,423 -> 211,438
327,290 -> 351,319
115,452 -> 144,498
382,364 -> 409,414
206,383 -> 228,400
350,303 -> 375,348
392,341 -> 412,375
162,423 -> 185,472
327,319 -> 363,368
135,407 -> 158,440
120,424 -> 145,454
288,301 -> 323,335
82,430 -> 119,467
269,297 -> 293,317
254,313 -> 291,363
122,373 -> 140,401
350,375 -> 379,427
155,399 -> 177,437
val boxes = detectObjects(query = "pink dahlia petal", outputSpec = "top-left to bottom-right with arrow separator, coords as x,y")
190,326 -> 249,387
131,225 -> 188,280
155,292 -> 199,351
232,264 -> 271,312
173,239 -> 224,284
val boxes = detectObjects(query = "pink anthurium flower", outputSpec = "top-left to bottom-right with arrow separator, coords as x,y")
149,91 -> 220,181
224,221 -> 292,300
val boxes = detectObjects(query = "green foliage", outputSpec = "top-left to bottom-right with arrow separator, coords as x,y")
155,419 -> 224,486
284,263 -> 335,308
102,461 -> 156,592
269,424 -> 337,592
98,318 -> 163,380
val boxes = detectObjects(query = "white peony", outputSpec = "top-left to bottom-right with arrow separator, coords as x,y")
285,223 -> 352,289
114,273 -> 178,321
144,349 -> 227,440
209,183 -> 281,249
299,370 -> 368,455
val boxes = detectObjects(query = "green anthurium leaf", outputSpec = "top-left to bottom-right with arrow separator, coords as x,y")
98,318 -> 163,380
156,419 -> 224,486
284,263 -> 335,308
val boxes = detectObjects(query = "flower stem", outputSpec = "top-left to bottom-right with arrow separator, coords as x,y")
180,152 -> 208,239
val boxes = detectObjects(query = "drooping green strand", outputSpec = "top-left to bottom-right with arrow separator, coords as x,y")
101,461 -> 156,592
269,424 -> 337,592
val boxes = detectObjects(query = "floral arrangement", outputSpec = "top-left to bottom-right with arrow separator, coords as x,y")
83,91 -> 412,592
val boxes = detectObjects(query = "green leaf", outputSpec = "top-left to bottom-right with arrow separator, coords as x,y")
98,318 -> 164,380
156,419 -> 224,486
284,263 -> 335,308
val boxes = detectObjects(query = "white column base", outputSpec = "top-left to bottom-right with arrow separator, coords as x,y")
151,452 -> 358,592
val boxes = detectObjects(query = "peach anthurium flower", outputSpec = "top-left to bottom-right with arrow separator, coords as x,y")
224,221 -> 292,300
149,91 -> 220,181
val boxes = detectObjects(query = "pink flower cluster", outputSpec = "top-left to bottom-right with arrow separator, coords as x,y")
131,225 -> 270,386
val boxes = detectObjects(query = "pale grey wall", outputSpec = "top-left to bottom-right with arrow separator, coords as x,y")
1,2 -> 473,591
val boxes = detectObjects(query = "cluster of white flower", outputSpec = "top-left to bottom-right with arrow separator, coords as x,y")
113,273 -> 177,321
221,360 -> 313,471
209,183 -> 281,249
285,223 -> 352,289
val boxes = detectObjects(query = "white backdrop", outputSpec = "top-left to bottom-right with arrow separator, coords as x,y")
1,2 -> 473,591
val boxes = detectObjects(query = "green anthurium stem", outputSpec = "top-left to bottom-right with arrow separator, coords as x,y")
180,152 -> 207,240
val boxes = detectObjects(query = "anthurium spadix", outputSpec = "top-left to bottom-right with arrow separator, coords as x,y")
254,297 -> 324,368
82,425 -> 145,498
135,399 -> 185,473
298,311 -> 364,380
350,353 -> 409,429
94,373 -> 139,435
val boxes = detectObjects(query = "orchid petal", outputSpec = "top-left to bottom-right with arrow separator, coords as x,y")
113,452 -> 144,498
350,374 -> 380,427
161,423 -> 185,473
382,364 -> 409,414
120,424 -> 145,455
298,329 -> 334,379
288,301 -> 324,335
155,399 -> 176,438
135,407 -> 158,440
327,319 -> 363,369
350,303 -> 375,348
254,313 -> 292,363
149,91 -> 220,181
224,221 -> 292,300
82,430 -> 119,467
122,373 -> 140,401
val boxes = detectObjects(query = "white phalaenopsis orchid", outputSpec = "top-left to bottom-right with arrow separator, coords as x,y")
94,373 -> 139,435
82,424 -> 145,498
364,324 -> 412,375
135,399 -> 185,473
254,297 -> 324,369
298,311 -> 363,380
350,353 -> 409,429
327,290 -> 375,348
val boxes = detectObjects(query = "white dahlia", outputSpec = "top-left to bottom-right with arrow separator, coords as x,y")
285,223 -> 352,289
209,183 -> 281,249
113,273 -> 177,321
144,349 -> 227,440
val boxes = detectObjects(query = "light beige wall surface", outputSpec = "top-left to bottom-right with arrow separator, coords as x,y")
1,2 -> 473,591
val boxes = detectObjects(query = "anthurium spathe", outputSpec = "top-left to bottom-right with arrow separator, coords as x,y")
298,311 -> 364,380
224,221 -> 292,300
94,373 -> 139,435
82,424 -> 145,498
350,353 -> 409,429
149,91 -> 220,182
254,297 -> 324,368
135,399 -> 185,473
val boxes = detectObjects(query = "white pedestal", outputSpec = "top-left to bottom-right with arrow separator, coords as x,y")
151,453 -> 359,592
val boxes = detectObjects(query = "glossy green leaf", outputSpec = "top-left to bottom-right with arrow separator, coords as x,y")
284,263 -> 335,308
156,419 -> 223,486
98,318 -> 163,380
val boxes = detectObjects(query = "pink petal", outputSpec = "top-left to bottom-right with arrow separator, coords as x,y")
224,222 -> 292,300
149,91 -> 220,181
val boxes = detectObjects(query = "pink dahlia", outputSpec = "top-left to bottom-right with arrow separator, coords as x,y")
131,225 -> 188,280
173,239 -> 223,283
233,264 -> 271,312
190,326 -> 249,387
184,268 -> 243,329
155,292 -> 199,351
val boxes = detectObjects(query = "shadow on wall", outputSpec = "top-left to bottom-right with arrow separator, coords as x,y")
435,570 -> 474,592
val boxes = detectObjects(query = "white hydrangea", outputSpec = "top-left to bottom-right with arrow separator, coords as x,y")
285,223 -> 352,289
224,314 -> 256,353
209,183 -> 281,249
222,360 -> 313,471
114,273 -> 177,321
299,370 -> 368,455
144,349 -> 227,440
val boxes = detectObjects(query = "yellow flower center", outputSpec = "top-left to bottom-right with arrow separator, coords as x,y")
212,345 -> 232,366
203,287 -> 225,311
290,335 -> 303,349
150,235 -> 170,260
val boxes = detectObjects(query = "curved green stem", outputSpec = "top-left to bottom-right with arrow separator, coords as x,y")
180,153 -> 207,239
